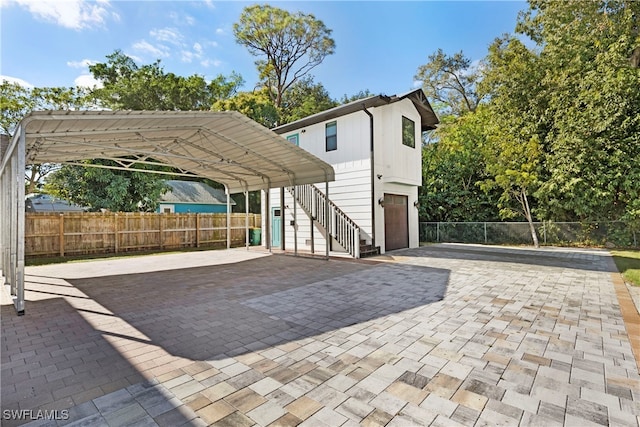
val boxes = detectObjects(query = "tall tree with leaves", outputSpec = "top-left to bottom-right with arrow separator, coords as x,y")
420,110 -> 500,222
45,159 -> 170,212
89,50 -> 244,110
479,36 -> 546,247
212,88 -> 280,128
515,0 -> 640,223
415,49 -> 484,116
414,49 -> 493,222
234,4 -> 335,110
46,51 -> 246,211
1,81 -> 91,192
279,76 -> 337,123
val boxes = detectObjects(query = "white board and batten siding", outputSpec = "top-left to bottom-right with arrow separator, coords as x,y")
374,99 -> 423,252
376,99 -> 422,186
267,96 -> 424,254
269,167 -> 373,253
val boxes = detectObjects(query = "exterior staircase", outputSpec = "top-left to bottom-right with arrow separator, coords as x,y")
287,184 -> 380,258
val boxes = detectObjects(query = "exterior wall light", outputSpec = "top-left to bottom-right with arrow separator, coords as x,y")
378,197 -> 385,207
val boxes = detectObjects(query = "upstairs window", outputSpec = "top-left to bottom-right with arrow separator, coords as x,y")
287,134 -> 299,146
402,116 -> 415,148
325,121 -> 337,151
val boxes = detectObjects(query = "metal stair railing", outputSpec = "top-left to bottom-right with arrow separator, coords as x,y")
288,184 -> 360,258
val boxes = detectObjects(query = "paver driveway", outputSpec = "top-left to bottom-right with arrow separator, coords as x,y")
1,244 -> 639,426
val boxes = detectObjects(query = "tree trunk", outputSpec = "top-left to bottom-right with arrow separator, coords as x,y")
520,187 -> 539,248
26,166 -> 38,194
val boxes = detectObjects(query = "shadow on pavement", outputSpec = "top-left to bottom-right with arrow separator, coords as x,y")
68,255 -> 450,362
390,243 -> 617,273
3,253 -> 450,425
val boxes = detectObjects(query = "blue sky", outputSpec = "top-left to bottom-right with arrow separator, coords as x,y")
1,0 -> 527,100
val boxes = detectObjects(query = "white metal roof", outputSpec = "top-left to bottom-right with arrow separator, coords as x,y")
19,110 -> 335,193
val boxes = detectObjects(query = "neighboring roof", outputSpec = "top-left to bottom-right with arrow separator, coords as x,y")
273,88 -> 439,135
25,194 -> 85,213
160,180 -> 235,205
15,110 -> 335,194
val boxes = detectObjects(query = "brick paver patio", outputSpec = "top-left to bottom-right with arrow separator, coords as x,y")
1,244 -> 639,426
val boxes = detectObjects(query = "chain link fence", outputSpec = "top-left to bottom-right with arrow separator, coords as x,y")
419,221 -> 639,248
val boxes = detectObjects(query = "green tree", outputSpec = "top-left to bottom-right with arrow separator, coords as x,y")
515,0 -> 640,222
89,50 -> 244,110
45,159 -> 169,212
479,36 -> 546,247
279,76 -> 337,123
1,81 -> 91,192
420,111 -> 500,222
212,88 -> 280,128
339,89 -> 374,105
48,50 -> 246,210
415,49 -> 484,116
233,4 -> 335,109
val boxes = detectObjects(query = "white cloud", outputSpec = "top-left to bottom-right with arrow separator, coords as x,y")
168,11 -> 195,26
215,28 -> 225,35
181,50 -> 195,63
74,74 -> 102,88
132,40 -> 170,58
200,59 -> 221,68
67,59 -> 97,69
150,27 -> 184,46
0,75 -> 33,87
180,42 -> 207,64
7,0 -> 116,30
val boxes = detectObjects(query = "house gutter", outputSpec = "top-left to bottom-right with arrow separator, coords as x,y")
362,106 -> 376,249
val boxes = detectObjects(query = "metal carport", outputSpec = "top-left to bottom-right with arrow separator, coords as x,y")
0,110 -> 335,315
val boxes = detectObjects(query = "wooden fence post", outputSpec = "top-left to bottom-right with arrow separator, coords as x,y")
114,213 -> 119,254
159,214 -> 164,250
59,213 -> 64,257
196,213 -> 200,248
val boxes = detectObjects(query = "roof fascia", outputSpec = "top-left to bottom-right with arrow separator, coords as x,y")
273,89 -> 439,134
272,95 -> 392,135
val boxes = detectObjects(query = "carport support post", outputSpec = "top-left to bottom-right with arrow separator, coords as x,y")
244,191 -> 249,250
225,187 -> 231,249
16,131 -> 25,313
264,189 -> 271,251
293,186 -> 298,256
280,188 -> 285,251
325,181 -> 330,260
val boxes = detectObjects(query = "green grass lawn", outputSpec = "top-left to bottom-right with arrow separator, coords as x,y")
611,250 -> 640,286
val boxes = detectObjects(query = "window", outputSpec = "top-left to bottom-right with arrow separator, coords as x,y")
286,134 -> 299,146
325,121 -> 337,151
402,116 -> 415,148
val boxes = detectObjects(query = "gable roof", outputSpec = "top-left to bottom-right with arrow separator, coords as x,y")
160,180 -> 235,205
273,88 -> 439,135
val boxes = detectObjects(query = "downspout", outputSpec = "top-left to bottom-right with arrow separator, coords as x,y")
363,106 -> 376,249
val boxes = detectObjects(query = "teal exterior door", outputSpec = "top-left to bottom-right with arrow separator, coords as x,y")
272,208 -> 281,247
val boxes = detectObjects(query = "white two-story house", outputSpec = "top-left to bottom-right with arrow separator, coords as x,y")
262,88 -> 438,257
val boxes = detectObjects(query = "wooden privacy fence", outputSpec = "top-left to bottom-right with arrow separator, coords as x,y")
25,212 -> 262,258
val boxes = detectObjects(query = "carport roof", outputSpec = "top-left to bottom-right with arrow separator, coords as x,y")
17,110 -> 335,193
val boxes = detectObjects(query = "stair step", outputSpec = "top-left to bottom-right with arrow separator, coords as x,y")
359,245 -> 380,258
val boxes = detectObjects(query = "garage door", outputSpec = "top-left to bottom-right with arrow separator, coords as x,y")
384,194 -> 409,251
